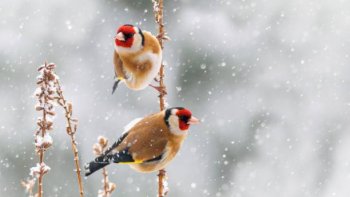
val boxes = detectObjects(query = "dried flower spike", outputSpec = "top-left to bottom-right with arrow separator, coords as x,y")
29,62 -> 58,197
23,62 -> 84,197
93,136 -> 116,197
98,136 -> 108,149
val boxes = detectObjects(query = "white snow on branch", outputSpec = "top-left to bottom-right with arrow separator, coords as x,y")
35,133 -> 53,148
161,177 -> 169,196
152,0 -> 159,12
29,163 -> 51,178
34,87 -> 43,96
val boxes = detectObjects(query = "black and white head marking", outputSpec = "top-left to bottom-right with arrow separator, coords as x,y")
164,107 -> 187,135
138,27 -> 145,46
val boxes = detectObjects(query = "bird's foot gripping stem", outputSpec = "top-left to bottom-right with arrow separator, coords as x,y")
156,32 -> 170,41
153,76 -> 160,83
149,84 -> 167,96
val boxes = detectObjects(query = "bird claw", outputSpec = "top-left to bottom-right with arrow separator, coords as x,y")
157,32 -> 170,41
162,35 -> 171,41
149,84 -> 167,95
154,76 -> 160,82
156,32 -> 164,39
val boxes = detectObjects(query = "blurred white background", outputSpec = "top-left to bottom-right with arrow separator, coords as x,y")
1,0 -> 350,196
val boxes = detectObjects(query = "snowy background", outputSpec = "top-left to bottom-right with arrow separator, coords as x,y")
1,0 -> 350,196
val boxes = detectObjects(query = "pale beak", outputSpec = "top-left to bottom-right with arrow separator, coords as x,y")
115,32 -> 125,41
188,116 -> 200,125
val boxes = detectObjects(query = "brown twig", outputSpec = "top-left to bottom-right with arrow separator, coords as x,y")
153,0 -> 167,111
93,136 -> 116,197
158,169 -> 168,197
55,80 -> 84,197
152,0 -> 169,196
21,178 -> 35,197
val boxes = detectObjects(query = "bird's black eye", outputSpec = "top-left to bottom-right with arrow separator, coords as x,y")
124,33 -> 134,39
179,115 -> 190,123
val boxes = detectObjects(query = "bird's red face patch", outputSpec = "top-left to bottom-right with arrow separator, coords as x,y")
176,109 -> 192,131
115,25 -> 135,48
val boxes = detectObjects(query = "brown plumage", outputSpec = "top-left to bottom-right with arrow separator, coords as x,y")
85,107 -> 199,176
112,25 -> 162,92
115,111 -> 186,172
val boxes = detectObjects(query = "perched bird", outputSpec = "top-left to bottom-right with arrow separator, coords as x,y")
85,107 -> 199,176
112,24 -> 162,93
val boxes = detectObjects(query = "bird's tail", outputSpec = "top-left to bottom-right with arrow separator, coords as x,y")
111,79 -> 121,94
84,154 -> 111,176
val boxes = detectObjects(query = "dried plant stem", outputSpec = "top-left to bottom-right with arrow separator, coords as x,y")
37,111 -> 46,197
102,168 -> 109,194
156,0 -> 166,111
55,80 -> 84,197
31,62 -> 57,197
157,169 -> 167,197
21,178 -> 35,196
93,136 -> 116,197
152,0 -> 168,196
24,63 -> 83,197
37,63 -> 49,197
70,137 -> 84,197
38,146 -> 44,197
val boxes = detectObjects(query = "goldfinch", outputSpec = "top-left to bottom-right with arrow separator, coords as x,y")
85,107 -> 199,176
112,24 -> 162,93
